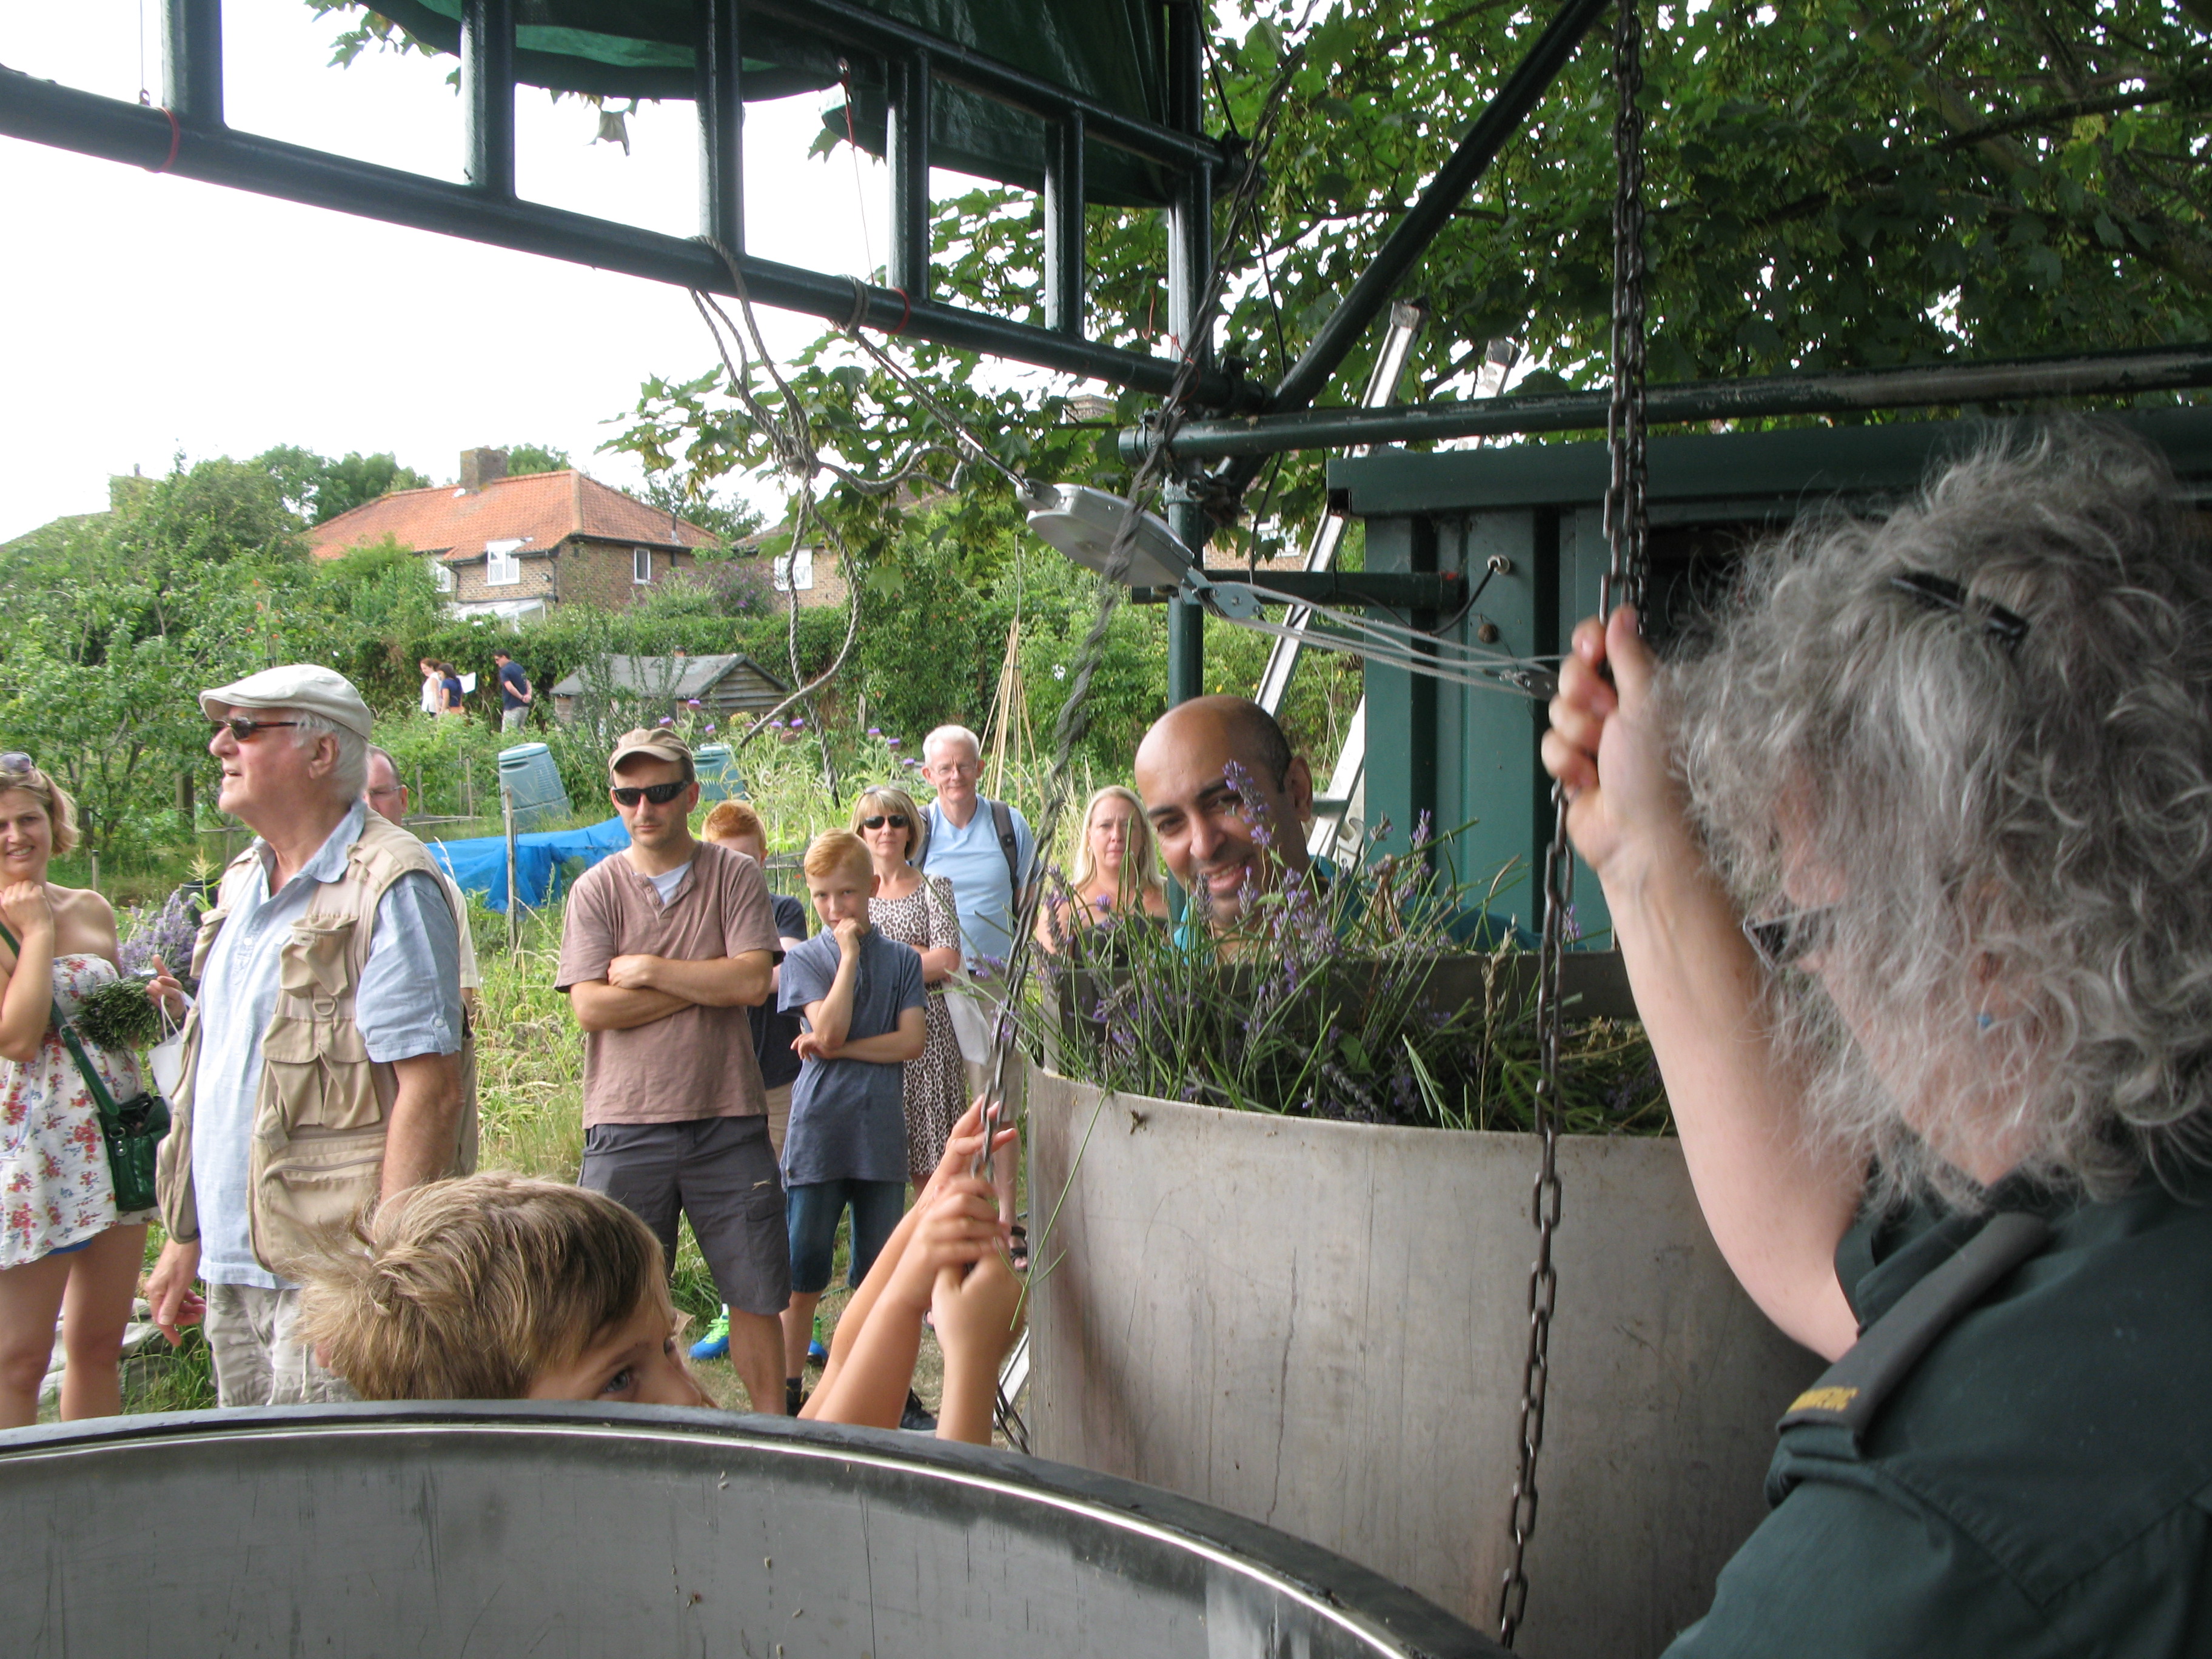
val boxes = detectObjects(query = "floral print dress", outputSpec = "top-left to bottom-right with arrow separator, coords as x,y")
870,873 -> 968,1182
0,954 -> 147,1267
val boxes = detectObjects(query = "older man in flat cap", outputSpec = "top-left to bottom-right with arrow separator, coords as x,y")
146,665 -> 473,1406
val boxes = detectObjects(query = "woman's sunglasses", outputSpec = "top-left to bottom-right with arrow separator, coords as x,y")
860,813 -> 911,831
611,780 -> 690,806
208,717 -> 303,742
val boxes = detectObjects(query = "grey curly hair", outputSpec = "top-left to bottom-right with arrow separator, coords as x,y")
1672,421 -> 2212,1208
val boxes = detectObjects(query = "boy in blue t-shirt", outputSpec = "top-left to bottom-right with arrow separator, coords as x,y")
777,830 -> 927,1412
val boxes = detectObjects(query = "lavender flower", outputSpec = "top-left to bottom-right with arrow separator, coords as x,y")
886,737 -> 902,748
867,726 -> 882,736
118,885 -> 200,987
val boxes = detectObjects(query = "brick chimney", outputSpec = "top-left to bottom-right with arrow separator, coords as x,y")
459,447 -> 509,491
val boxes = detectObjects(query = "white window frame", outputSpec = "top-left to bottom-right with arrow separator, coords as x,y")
634,546 -> 652,585
485,537 -> 525,587
773,547 -> 815,592
432,559 -> 455,594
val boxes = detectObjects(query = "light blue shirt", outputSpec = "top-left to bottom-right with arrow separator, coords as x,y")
920,797 -> 1036,970
190,802 -> 463,1289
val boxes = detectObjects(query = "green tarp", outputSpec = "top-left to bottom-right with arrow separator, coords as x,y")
366,0 -> 1175,204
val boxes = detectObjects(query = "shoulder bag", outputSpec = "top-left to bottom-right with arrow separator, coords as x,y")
0,920 -> 171,1214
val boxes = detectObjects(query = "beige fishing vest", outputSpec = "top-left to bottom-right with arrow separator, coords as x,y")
155,812 -> 478,1278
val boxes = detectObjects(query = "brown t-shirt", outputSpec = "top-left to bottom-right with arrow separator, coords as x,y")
556,839 -> 781,1125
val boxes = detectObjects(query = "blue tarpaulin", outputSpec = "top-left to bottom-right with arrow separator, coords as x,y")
427,817 -> 631,913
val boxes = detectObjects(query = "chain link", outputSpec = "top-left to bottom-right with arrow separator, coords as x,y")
1498,0 -> 1647,1644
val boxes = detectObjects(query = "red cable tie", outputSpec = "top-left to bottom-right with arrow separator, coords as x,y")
146,106 -> 180,175
890,286 -> 911,335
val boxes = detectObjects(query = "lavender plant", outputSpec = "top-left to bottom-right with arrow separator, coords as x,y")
1026,802 -> 1667,1137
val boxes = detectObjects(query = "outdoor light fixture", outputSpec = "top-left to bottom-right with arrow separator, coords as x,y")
1021,482 -> 1266,619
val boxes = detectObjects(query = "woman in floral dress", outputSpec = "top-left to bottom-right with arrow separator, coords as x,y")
852,785 -> 968,1188
0,757 -> 158,1426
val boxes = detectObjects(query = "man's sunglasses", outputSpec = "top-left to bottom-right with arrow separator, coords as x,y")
611,779 -> 690,806
209,717 -> 303,742
1741,905 -> 1832,973
860,813 -> 910,831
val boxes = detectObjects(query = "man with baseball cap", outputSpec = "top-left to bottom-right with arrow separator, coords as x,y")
555,727 -> 790,1413
146,665 -> 473,1406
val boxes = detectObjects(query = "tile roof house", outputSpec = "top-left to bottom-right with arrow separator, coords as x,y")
307,447 -> 718,619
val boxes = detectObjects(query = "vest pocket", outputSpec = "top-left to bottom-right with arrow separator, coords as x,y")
260,1016 -> 381,1131
253,1124 -> 385,1275
188,908 -> 231,982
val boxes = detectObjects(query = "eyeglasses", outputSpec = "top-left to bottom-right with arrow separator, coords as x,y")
860,814 -> 910,831
611,779 -> 689,807
0,752 -> 31,774
209,718 -> 303,742
1741,905 -> 1832,973
1889,571 -> 2029,654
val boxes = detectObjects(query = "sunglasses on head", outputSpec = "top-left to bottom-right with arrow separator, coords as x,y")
860,813 -> 910,831
209,717 -> 303,742
611,779 -> 690,807
0,752 -> 32,774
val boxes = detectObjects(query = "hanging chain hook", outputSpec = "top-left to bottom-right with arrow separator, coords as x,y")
1498,0 -> 1647,1645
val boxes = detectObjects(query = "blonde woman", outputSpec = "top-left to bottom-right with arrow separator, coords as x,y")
851,785 -> 968,1187
0,756 -> 157,1426
1036,785 -> 1169,950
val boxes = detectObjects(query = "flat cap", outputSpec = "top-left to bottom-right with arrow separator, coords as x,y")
608,727 -> 695,777
201,664 -> 374,740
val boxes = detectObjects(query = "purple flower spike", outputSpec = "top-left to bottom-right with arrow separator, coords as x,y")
867,726 -> 882,736
657,716 -> 674,726
885,737 -> 902,748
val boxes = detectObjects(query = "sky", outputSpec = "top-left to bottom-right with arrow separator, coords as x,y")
0,1 -> 908,542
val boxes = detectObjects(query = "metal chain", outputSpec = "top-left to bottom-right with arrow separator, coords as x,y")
1498,0 -> 1647,1644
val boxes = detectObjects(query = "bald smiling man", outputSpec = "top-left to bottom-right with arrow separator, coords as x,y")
1133,695 -> 1532,947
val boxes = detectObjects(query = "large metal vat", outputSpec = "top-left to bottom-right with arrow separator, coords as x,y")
1027,1071 -> 1822,1659
0,1402 -> 1501,1656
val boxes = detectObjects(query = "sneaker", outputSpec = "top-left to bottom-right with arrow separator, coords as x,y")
899,1389 -> 937,1433
807,1338 -> 830,1366
785,1376 -> 805,1415
688,1311 -> 730,1362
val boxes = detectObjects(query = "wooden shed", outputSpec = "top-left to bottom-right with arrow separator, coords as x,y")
550,653 -> 788,727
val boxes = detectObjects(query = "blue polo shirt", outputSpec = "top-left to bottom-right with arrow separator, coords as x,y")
920,797 -> 1036,970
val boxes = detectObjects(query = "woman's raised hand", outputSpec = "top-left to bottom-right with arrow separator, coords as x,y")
0,881 -> 53,943
1540,606 -> 1684,885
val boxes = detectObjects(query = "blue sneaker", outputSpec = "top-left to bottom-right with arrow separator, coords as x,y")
689,1311 -> 731,1361
806,1338 -> 829,1366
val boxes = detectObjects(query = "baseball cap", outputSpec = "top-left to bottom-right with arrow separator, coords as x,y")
200,665 -> 374,740
608,728 -> 695,779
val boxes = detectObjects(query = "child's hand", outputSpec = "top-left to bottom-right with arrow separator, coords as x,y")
832,917 -> 867,956
885,1175 -> 1004,1315
791,1031 -> 828,1063
920,1096 -> 1017,1210
933,1248 -> 1024,1376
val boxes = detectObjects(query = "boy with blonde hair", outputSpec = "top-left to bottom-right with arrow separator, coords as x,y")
777,831 -> 926,1413
295,1105 -> 1020,1432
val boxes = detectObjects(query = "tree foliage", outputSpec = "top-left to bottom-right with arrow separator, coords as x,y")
254,446 -> 431,524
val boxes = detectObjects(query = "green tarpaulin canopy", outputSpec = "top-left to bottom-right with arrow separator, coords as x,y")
368,0 -> 1175,204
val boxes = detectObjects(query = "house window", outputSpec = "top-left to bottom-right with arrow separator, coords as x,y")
634,546 -> 652,585
485,537 -> 525,586
433,560 -> 455,594
773,548 -> 815,592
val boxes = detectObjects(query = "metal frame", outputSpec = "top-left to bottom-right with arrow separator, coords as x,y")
1140,342 -> 2212,463
0,0 -> 1241,403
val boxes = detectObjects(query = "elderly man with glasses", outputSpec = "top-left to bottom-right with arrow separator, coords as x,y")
146,666 -> 472,1406
555,728 -> 789,1415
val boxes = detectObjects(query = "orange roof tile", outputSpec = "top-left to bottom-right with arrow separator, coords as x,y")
307,471 -> 716,563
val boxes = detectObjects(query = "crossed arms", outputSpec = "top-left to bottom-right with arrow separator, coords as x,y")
569,951 -> 774,1031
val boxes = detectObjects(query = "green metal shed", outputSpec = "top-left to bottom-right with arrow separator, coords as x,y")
1333,407 -> 2212,945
